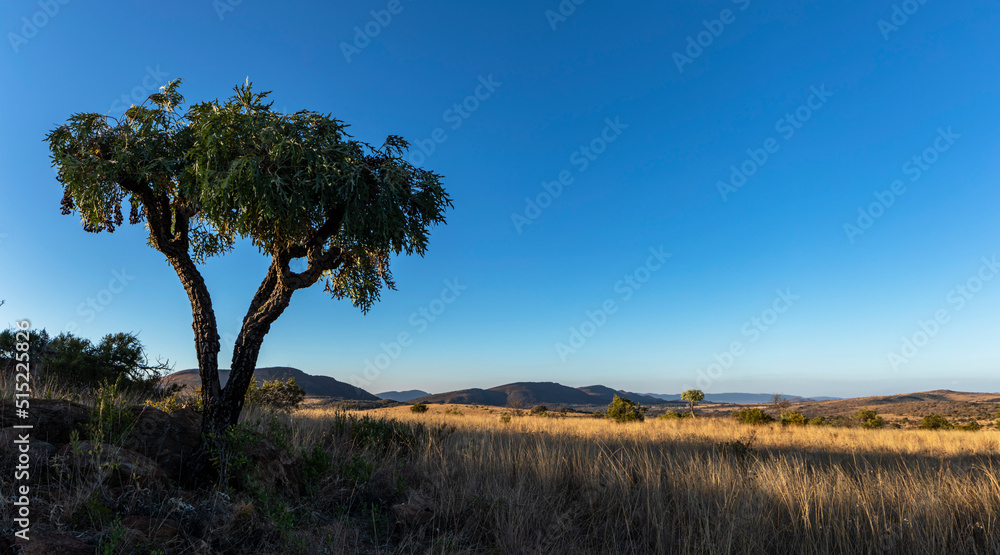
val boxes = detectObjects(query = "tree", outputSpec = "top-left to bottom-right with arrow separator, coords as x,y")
606,394 -> 646,423
47,80 -> 451,436
771,393 -> 791,414
681,389 -> 704,418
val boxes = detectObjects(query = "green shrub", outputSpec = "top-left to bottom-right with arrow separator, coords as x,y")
205,421 -> 259,491
410,402 -> 428,413
606,395 -> 646,423
88,376 -> 136,444
732,407 -> 774,425
957,420 -> 982,431
592,411 -> 604,418
245,377 -> 305,412
780,410 -> 806,426
498,412 -> 512,424
300,443 -> 331,494
531,405 -> 548,415
919,413 -> 953,430
658,410 -> 682,420
807,416 -> 826,426
853,408 -> 885,429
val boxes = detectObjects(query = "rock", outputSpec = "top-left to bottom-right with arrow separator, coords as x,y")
123,406 -> 202,483
245,437 -> 299,493
57,441 -> 170,489
120,515 -> 180,542
0,399 -> 90,444
10,529 -> 94,555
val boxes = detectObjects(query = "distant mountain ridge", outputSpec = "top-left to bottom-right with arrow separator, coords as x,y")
644,393 -> 842,404
376,390 -> 430,402
160,367 -> 378,401
413,382 -> 669,408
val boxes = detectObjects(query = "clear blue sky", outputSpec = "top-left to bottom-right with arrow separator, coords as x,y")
2,0 -> 998,397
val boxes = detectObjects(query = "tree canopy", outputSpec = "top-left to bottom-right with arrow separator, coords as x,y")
47,79 -> 450,313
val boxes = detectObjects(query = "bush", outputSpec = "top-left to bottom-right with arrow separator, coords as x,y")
531,405 -> 548,415
957,420 -> 982,431
658,410 -> 682,420
498,412 -> 512,424
0,328 -> 169,393
780,410 -> 806,426
919,413 -> 953,430
410,402 -> 428,413
245,377 -> 305,412
606,395 -> 646,423
807,416 -> 827,426
732,408 -> 774,425
853,408 -> 885,429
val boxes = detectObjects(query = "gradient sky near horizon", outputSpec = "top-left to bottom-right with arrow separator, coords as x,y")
2,0 -> 999,398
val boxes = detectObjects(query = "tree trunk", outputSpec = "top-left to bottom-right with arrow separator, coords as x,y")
166,256 -> 224,436
205,262 -> 296,431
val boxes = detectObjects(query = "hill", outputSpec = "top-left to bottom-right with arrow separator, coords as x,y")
791,389 -> 1000,419
159,367 -> 378,401
376,390 -> 430,402
413,382 -> 668,408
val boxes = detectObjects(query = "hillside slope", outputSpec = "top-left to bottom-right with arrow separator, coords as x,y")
160,367 -> 378,401
792,390 -> 1000,419
414,382 -> 668,407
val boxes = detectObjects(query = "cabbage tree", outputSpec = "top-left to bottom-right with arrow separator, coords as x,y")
47,79 -> 451,434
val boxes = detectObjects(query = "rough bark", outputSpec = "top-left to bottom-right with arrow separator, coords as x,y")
117,177 -> 222,435
210,207 -> 348,431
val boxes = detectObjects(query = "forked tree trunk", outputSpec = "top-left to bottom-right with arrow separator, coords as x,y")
211,263 -> 295,432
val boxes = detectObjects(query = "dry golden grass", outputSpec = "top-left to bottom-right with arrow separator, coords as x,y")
288,403 -> 1000,554
6,371 -> 999,554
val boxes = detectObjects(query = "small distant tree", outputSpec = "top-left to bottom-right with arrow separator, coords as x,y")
606,395 -> 646,423
531,405 -> 548,415
771,393 -> 791,414
410,402 -> 428,413
681,389 -> 705,418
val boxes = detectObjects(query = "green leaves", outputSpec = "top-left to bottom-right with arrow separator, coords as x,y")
47,79 -> 452,312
